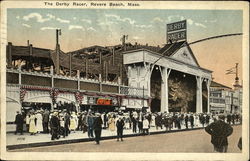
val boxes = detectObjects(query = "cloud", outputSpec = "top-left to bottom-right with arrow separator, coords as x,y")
81,19 -> 92,24
16,16 -> 20,19
40,27 -> 58,31
167,15 -> 185,22
132,36 -> 140,40
87,27 -> 96,31
187,18 -> 206,28
105,14 -> 135,25
47,14 -> 55,19
69,25 -> 84,30
152,17 -> 163,23
23,13 -> 53,23
187,19 -> 194,25
56,18 -> 70,23
135,24 -> 152,29
205,19 -> 217,23
195,22 -> 207,28
22,23 -> 31,28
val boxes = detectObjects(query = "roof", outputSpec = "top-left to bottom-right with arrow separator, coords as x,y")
210,81 -> 231,89
158,41 -> 186,56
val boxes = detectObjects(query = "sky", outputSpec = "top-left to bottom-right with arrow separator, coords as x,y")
7,9 -> 243,88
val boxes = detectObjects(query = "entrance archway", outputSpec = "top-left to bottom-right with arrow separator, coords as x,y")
150,65 -> 162,112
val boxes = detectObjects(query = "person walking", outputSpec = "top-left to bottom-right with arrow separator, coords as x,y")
226,113 -> 232,125
142,116 -> 150,135
93,113 -> 103,145
205,114 -> 233,153
29,112 -> 37,135
184,114 -> 189,129
86,111 -> 94,138
64,111 -> 70,136
190,114 -> 194,129
14,111 -> 24,135
42,109 -> 50,133
108,114 -> 116,134
25,112 -> 30,132
116,116 -> 125,141
36,110 -> 43,133
131,116 -> 137,133
50,112 -> 60,140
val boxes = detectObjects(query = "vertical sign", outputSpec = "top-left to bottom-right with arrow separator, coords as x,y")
167,20 -> 187,43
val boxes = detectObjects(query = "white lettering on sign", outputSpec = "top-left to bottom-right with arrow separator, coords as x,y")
168,31 -> 186,41
167,20 -> 186,32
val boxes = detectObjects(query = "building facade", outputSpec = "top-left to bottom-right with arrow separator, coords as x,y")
210,81 -> 242,113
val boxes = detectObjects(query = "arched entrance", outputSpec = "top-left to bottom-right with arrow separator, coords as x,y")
150,65 -> 162,112
168,70 -> 196,113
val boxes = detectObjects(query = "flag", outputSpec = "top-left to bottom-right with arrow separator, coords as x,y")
226,67 -> 236,75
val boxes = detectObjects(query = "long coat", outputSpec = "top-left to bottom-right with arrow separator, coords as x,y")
93,116 -> 103,130
205,120 -> 233,147
116,119 -> 125,131
29,114 -> 37,133
108,118 -> 116,131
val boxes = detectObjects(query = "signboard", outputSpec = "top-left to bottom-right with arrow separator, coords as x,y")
97,98 -> 112,105
167,31 -> 186,42
167,20 -> 187,43
167,20 -> 186,32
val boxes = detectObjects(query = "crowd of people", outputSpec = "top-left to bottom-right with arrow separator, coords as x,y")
14,109 -> 242,144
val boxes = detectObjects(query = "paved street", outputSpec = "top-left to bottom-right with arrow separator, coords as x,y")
11,125 -> 241,153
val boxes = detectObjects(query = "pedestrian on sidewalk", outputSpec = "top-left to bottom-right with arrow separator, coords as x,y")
86,111 -> 94,138
64,111 -> 70,136
142,116 -> 150,135
190,113 -> 194,129
93,113 -> 103,145
14,111 -> 24,135
116,116 -> 125,141
131,116 -> 137,133
25,112 -> 30,133
29,112 -> 37,135
184,114 -> 189,129
36,110 -> 43,133
108,114 -> 116,135
50,112 -> 60,140
205,114 -> 233,153
42,109 -> 50,133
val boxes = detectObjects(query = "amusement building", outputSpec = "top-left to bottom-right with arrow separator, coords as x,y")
6,20 -> 218,128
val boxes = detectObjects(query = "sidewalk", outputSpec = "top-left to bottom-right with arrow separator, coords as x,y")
6,124 -> 241,150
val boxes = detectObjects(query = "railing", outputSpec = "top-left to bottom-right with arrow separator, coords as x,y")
6,67 -> 148,98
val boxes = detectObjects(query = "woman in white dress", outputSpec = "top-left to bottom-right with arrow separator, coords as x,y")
70,112 -> 77,132
151,114 -> 156,127
125,115 -> 130,129
35,111 -> 43,133
29,112 -> 37,135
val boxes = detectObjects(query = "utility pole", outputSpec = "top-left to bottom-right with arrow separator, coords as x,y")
55,29 -> 61,75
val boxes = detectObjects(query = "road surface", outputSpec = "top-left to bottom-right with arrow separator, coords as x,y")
11,125 -> 242,153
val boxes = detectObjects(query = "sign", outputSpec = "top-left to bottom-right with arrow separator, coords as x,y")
167,31 -> 186,42
166,20 -> 187,43
97,98 -> 112,105
167,20 -> 186,32
88,97 -> 95,104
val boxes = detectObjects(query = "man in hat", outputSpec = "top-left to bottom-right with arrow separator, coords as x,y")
14,111 -> 24,135
93,113 -> 103,145
50,112 -> 60,140
116,116 -> 125,141
205,114 -> 233,152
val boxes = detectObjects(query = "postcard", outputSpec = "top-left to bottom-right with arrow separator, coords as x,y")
0,1 -> 249,160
